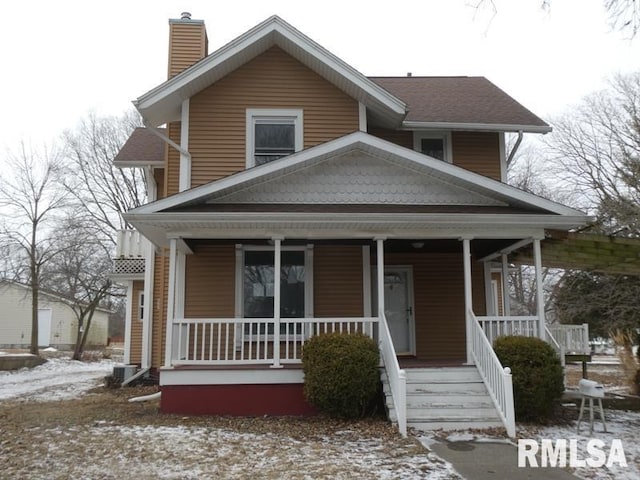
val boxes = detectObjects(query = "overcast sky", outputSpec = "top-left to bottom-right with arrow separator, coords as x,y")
1,0 -> 638,152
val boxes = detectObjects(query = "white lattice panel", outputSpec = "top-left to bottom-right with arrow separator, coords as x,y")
112,258 -> 145,275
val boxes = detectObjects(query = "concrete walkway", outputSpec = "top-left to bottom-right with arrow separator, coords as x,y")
430,440 -> 579,480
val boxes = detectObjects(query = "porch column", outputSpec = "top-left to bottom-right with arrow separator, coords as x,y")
501,254 -> 511,316
533,238 -> 546,340
271,237 -> 283,368
141,238 -> 155,369
164,238 -> 178,368
462,238 -> 473,364
376,238 -> 385,317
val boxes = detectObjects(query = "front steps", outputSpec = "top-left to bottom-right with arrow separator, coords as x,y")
381,366 -> 504,432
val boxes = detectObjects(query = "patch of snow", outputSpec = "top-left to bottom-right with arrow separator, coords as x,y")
42,347 -> 58,352
0,357 -> 114,402
529,410 -> 640,480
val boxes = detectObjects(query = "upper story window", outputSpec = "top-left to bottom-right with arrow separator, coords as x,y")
413,132 -> 452,163
246,109 -> 303,168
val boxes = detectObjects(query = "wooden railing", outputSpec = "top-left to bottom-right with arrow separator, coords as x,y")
548,323 -> 590,355
469,309 -> 516,438
171,317 -> 378,366
378,312 -> 407,437
477,315 -> 539,345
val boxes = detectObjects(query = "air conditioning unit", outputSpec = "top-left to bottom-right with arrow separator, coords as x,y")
579,378 -> 605,398
113,365 -> 137,383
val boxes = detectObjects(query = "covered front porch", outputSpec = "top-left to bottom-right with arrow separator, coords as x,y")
123,132 -> 590,436
156,233 -> 556,436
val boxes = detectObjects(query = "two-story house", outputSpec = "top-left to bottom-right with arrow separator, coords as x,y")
113,13 -> 589,436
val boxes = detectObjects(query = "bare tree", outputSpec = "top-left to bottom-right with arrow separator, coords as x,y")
0,143 -> 70,355
42,218 -> 122,360
545,72 -> 640,336
605,0 -> 640,38
547,71 -> 640,235
471,0 -> 638,37
62,110 -> 146,245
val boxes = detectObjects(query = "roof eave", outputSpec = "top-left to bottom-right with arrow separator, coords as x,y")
113,159 -> 164,169
402,121 -> 552,134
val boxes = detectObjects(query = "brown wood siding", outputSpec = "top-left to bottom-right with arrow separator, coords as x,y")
129,280 -> 144,365
187,46 -> 360,187
184,245 -> 235,318
451,131 -> 502,181
314,245 -> 363,317
153,167 -> 166,200
472,258 -> 487,316
165,123 -> 180,196
152,252 -> 167,369
168,22 -> 207,78
368,127 -> 413,149
383,252 -> 486,361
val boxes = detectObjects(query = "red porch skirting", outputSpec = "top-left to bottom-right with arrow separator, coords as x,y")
160,383 -> 317,416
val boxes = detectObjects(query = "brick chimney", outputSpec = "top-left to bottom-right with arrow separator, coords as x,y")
167,12 -> 208,79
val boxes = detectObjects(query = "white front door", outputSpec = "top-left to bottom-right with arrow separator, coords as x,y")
383,267 -> 414,355
38,308 -> 52,347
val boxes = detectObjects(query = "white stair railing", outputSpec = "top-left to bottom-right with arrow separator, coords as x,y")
469,309 -> 516,438
545,326 -> 566,367
378,312 -> 407,437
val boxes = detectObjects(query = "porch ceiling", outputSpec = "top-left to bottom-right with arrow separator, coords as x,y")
511,230 -> 640,275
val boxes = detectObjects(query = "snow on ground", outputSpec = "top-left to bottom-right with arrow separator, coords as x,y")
0,357 -> 462,479
427,410 -> 640,480
0,356 -> 114,402
14,424 -> 461,480
530,410 -> 640,480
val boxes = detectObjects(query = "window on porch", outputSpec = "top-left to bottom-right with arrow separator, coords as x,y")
243,249 -> 305,334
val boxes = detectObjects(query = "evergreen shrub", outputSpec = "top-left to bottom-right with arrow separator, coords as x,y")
302,332 -> 379,418
494,335 -> 564,421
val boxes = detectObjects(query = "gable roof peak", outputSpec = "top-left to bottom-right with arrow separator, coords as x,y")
135,15 -> 407,128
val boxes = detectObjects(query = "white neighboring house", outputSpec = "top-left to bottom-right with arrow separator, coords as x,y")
0,280 -> 110,349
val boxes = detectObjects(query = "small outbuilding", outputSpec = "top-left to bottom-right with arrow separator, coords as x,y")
0,280 -> 110,349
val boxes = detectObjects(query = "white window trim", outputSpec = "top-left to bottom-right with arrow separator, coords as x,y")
413,131 -> 452,163
138,291 -> 144,321
234,244 -> 314,343
245,108 -> 304,168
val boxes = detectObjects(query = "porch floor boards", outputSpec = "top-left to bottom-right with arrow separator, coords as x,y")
169,357 -> 466,370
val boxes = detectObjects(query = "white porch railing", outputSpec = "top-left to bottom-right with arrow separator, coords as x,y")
548,324 -> 590,355
469,309 -> 516,438
115,229 -> 145,258
477,316 -> 539,345
171,317 -> 378,365
378,312 -> 407,437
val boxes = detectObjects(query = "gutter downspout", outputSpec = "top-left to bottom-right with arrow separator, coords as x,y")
506,130 -> 524,168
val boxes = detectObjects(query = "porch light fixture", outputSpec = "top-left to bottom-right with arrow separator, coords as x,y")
411,242 -> 424,249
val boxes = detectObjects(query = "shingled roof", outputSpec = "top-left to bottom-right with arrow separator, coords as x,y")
114,127 -> 166,167
370,76 -> 550,132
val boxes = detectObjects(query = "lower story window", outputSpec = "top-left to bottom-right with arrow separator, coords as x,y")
243,249 -> 305,334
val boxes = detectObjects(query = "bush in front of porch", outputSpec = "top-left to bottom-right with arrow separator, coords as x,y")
302,333 -> 379,419
494,336 -> 564,422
